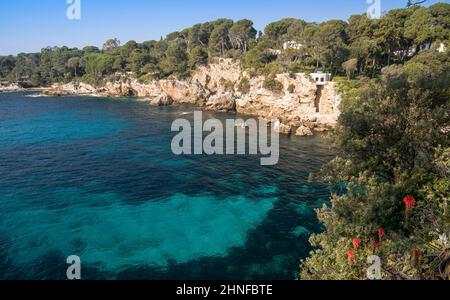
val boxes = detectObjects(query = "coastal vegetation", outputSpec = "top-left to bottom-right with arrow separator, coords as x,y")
0,2 -> 448,280
301,50 -> 449,279
0,3 -> 448,87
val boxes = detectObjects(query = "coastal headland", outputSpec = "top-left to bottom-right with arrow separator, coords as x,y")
1,59 -> 341,136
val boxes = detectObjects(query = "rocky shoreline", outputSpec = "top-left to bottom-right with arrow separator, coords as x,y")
1,59 -> 341,136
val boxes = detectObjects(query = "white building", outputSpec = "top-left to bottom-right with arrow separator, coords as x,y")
267,48 -> 282,56
418,42 -> 447,52
394,42 -> 447,58
283,41 -> 303,50
310,72 -> 332,85
437,42 -> 447,53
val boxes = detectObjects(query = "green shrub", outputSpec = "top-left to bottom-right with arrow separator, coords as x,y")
263,76 -> 284,94
287,83 -> 296,93
138,73 -> 155,84
301,52 -> 450,280
220,78 -> 236,92
262,63 -> 279,77
237,77 -> 251,94
289,61 -> 303,73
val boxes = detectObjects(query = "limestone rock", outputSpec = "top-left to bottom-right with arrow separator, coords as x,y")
0,83 -> 20,92
295,125 -> 314,137
42,89 -> 64,97
34,59 -> 342,135
192,58 -> 241,93
205,92 -> 236,112
274,120 -> 292,135
150,93 -> 173,106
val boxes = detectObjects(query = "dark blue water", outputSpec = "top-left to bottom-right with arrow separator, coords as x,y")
0,92 -> 333,280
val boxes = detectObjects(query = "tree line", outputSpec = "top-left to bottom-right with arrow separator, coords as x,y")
0,3 -> 448,86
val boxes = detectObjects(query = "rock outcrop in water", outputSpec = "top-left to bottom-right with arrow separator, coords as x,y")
0,83 -> 21,92
150,92 -> 174,106
295,125 -> 314,137
205,92 -> 236,112
35,58 -> 341,135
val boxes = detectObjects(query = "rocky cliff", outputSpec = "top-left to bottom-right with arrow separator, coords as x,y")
0,83 -> 22,92
46,58 -> 341,136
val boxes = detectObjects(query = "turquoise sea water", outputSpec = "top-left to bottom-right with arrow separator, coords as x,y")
0,92 -> 333,279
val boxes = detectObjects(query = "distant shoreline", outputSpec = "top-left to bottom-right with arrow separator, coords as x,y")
0,59 -> 342,137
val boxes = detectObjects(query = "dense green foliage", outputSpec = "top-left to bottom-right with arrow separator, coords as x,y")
1,3 -> 448,87
0,18 -> 256,85
301,50 -> 449,280
262,75 -> 284,93
237,77 -> 251,94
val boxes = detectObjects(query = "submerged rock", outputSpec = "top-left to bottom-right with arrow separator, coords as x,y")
292,226 -> 311,237
137,98 -> 152,102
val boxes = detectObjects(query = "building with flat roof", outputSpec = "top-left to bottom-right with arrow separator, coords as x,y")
310,72 -> 331,85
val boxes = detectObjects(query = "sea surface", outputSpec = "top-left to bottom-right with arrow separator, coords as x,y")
0,92 -> 334,280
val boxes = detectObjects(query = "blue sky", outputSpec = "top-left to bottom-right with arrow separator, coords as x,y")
0,0 -> 445,55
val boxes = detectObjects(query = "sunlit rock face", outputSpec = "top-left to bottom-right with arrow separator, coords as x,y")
48,58 -> 341,134
274,120 -> 292,135
295,126 -> 314,137
205,92 -> 236,112
150,93 -> 173,106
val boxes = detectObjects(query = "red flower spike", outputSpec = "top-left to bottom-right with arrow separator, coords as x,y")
403,195 -> 416,209
372,242 -> 380,250
353,239 -> 360,250
378,227 -> 385,239
412,248 -> 421,258
347,249 -> 355,262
